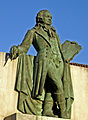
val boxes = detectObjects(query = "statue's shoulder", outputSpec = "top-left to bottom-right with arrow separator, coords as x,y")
51,26 -> 56,33
33,25 -> 40,31
25,27 -> 36,36
27,27 -> 36,33
27,26 -> 41,34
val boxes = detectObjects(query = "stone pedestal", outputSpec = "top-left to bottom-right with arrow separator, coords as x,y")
0,52 -> 88,120
4,113 -> 70,120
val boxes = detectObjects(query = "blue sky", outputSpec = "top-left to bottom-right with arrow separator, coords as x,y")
0,0 -> 88,64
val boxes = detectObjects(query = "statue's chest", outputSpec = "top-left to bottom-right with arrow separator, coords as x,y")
35,32 -> 57,45
49,37 -> 58,47
34,33 -> 49,46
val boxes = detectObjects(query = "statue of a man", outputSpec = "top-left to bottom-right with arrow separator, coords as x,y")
10,10 -> 74,119
32,10 -> 67,117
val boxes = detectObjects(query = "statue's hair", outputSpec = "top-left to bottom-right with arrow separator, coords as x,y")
37,10 -> 50,17
36,10 -> 51,23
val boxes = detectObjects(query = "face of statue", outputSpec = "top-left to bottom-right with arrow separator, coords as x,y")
43,11 -> 52,25
36,10 -> 52,26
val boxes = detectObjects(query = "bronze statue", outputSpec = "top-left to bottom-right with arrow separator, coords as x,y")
10,10 -> 82,119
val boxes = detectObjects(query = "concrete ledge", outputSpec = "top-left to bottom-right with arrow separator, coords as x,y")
4,113 -> 70,120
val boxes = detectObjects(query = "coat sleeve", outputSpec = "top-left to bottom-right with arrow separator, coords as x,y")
56,33 -> 65,60
18,29 -> 35,54
56,33 -> 62,50
10,29 -> 35,59
56,33 -> 68,62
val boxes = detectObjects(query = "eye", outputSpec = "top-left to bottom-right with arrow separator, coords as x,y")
46,15 -> 49,17
47,15 -> 52,19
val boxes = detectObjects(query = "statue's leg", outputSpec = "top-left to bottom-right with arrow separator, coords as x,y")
47,61 -> 68,118
32,60 -> 47,99
43,76 -> 59,117
42,92 -> 55,117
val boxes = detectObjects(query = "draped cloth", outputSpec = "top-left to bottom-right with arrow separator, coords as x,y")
15,54 -> 42,115
15,54 -> 74,116
62,62 -> 74,116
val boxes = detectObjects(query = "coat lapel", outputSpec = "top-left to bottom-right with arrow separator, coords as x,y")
35,27 -> 51,47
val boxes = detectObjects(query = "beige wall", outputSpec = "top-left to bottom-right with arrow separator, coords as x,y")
0,52 -> 88,120
71,65 -> 88,120
0,52 -> 18,120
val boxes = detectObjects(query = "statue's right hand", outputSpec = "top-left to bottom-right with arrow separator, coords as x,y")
10,45 -> 18,60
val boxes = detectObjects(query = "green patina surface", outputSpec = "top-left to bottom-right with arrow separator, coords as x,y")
10,10 -> 82,119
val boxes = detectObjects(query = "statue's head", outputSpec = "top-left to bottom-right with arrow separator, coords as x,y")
36,10 -> 52,25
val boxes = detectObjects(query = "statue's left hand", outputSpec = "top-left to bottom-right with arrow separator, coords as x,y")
10,45 -> 18,60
